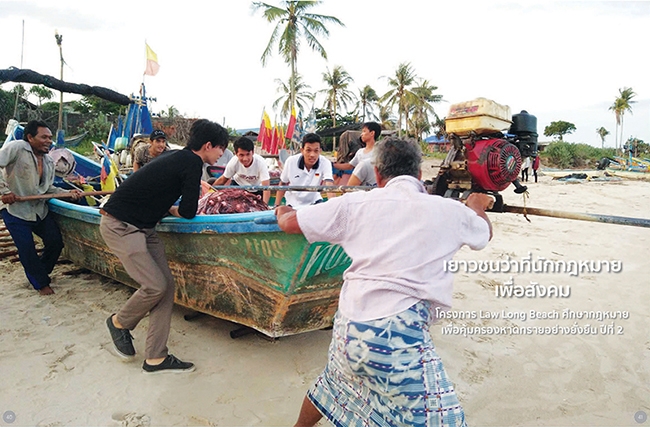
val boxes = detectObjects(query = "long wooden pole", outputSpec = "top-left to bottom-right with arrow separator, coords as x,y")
502,205 -> 650,229
15,191 -> 113,202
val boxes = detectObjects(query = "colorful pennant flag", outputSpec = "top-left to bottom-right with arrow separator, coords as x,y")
285,105 -> 297,141
100,153 -> 119,192
144,43 -> 160,76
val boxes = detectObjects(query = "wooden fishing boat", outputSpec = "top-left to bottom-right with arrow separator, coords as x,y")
605,168 -> 650,181
49,151 -> 351,338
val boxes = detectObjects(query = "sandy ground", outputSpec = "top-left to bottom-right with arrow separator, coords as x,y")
1,160 -> 649,427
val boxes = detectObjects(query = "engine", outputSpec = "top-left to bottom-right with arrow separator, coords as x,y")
429,99 -> 538,211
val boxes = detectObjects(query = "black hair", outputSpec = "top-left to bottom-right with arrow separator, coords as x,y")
233,136 -> 254,153
363,121 -> 382,140
301,132 -> 322,148
186,119 -> 229,151
23,120 -> 50,141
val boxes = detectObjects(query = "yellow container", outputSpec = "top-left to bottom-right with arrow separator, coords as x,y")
446,98 -> 512,136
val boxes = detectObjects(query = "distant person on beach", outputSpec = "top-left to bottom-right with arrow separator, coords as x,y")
0,120 -> 81,295
276,137 -> 493,427
213,137 -> 271,204
532,154 -> 540,183
521,156 -> 531,182
100,119 -> 228,374
274,133 -> 334,209
332,121 -> 381,184
132,129 -> 170,172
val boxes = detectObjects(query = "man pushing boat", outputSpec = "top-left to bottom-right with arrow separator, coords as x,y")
276,136 -> 493,426
100,119 -> 228,374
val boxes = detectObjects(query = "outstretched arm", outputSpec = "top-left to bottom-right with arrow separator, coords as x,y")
275,205 -> 302,234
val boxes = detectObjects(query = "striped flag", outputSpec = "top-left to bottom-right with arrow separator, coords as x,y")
285,105 -> 297,141
100,153 -> 119,191
144,43 -> 160,76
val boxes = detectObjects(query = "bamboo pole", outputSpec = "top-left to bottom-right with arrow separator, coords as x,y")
209,184 -> 371,193
15,191 -> 113,202
502,205 -> 650,229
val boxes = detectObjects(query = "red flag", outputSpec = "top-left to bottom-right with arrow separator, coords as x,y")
269,124 -> 278,155
285,106 -> 296,141
258,110 -> 272,153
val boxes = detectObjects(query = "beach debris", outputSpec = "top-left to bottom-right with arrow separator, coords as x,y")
197,189 -> 269,215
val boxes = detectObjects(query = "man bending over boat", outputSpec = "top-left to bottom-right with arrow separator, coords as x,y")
0,120 -> 81,295
213,136 -> 271,204
274,133 -> 334,209
100,119 -> 228,374
275,137 -> 494,427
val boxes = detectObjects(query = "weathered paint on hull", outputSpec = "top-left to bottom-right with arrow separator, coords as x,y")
50,201 -> 350,337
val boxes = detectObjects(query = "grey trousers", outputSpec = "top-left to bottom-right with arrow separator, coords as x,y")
99,215 -> 175,359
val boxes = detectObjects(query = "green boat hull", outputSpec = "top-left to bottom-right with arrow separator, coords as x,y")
50,200 -> 350,337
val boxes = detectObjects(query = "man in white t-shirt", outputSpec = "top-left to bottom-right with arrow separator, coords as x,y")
214,137 -> 271,203
347,158 -> 377,187
275,137 -> 493,427
275,133 -> 334,209
332,122 -> 381,182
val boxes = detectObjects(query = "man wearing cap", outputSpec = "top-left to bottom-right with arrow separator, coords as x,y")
133,129 -> 170,172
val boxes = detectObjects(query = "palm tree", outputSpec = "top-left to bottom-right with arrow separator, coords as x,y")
273,74 -> 314,119
320,65 -> 356,131
596,127 -> 609,148
408,79 -> 443,140
378,101 -> 396,131
252,1 -> 344,109
609,87 -> 636,152
357,85 -> 379,122
381,62 -> 418,137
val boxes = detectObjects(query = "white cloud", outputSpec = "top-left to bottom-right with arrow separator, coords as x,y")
1,0 -> 647,146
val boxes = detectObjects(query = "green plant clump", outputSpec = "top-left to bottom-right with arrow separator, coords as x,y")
542,141 -> 616,169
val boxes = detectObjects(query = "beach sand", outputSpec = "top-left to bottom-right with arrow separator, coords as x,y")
1,162 -> 648,426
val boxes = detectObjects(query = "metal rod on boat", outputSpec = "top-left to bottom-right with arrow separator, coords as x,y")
502,205 -> 650,229
209,185 -> 372,193
15,191 -> 114,202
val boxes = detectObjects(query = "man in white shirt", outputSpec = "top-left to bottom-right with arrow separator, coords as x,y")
332,121 -> 381,184
275,133 -> 333,209
276,137 -> 493,427
214,137 -> 271,204
347,158 -> 377,186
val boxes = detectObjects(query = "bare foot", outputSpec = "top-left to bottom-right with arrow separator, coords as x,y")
38,286 -> 55,295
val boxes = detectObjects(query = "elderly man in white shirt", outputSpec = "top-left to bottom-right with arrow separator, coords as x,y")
275,133 -> 333,209
276,137 -> 493,427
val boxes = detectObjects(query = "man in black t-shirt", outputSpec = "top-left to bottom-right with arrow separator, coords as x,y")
100,119 -> 228,374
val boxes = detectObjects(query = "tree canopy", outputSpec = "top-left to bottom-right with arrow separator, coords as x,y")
544,120 -> 577,141
252,1 -> 343,110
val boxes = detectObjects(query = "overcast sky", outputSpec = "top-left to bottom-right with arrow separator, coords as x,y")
1,0 -> 648,147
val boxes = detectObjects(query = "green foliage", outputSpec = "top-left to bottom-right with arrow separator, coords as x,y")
79,114 -> 111,146
543,120 -> 577,141
542,141 -> 616,169
0,87 -> 15,132
70,95 -> 124,116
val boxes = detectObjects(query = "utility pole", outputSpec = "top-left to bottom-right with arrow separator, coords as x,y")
55,30 -> 64,132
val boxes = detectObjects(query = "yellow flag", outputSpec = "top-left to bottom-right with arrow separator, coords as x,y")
144,43 -> 160,76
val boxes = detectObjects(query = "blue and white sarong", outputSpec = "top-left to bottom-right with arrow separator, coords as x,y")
308,301 -> 467,427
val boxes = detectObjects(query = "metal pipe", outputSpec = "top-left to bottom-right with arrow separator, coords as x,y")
502,205 -> 650,229
209,184 -> 372,193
